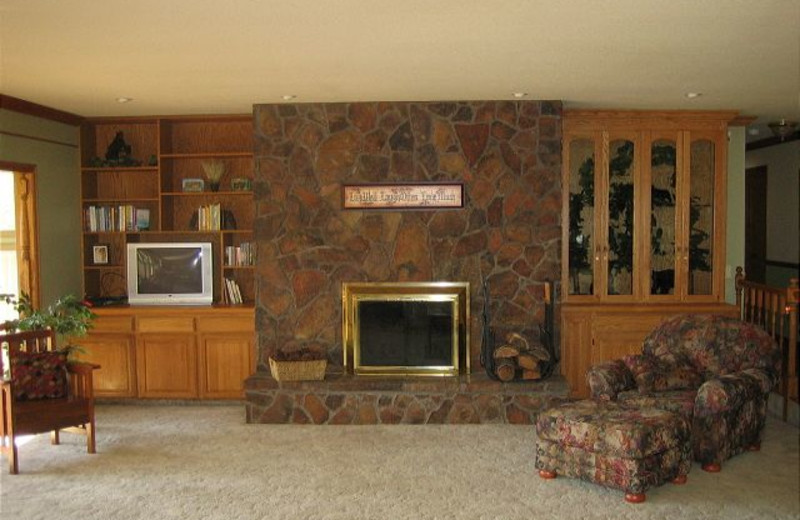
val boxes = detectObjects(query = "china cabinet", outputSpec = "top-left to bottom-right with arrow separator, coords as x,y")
560,110 -> 739,396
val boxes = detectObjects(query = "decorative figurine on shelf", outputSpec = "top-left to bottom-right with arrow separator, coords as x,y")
105,131 -> 131,161
93,130 -> 142,167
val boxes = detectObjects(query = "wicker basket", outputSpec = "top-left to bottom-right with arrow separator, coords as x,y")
268,357 -> 327,381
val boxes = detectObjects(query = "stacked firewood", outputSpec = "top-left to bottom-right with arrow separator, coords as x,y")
492,332 -> 551,382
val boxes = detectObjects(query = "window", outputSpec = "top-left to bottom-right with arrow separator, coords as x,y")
0,166 -> 40,324
0,171 -> 17,322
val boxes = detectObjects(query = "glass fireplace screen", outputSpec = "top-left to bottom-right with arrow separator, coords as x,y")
342,282 -> 469,377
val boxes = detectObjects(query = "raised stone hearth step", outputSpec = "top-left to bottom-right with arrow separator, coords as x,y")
244,373 -> 569,425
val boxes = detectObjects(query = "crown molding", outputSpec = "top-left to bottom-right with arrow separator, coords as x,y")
0,94 -> 84,126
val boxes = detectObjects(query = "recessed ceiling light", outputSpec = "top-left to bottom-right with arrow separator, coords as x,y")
116,97 -> 133,103
281,95 -> 297,101
512,92 -> 528,98
684,92 -> 702,99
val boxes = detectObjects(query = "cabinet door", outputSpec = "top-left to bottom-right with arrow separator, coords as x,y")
564,133 -> 599,299
136,334 -> 198,398
680,131 -> 725,301
198,333 -> 254,399
602,132 -> 640,300
78,334 -> 137,398
559,309 -> 593,397
591,314 -> 666,363
644,132 -> 681,300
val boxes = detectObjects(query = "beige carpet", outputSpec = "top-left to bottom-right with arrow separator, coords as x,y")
1,404 -> 798,520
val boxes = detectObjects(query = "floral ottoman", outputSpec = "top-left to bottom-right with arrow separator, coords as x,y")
535,400 -> 692,503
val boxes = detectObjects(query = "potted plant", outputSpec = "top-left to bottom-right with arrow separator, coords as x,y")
2,293 -> 96,354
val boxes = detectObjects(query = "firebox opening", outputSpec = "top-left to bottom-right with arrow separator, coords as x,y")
342,282 -> 470,377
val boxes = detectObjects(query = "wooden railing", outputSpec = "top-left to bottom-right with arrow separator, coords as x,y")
735,267 -> 799,421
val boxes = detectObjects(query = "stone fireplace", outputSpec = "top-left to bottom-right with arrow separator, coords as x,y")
342,282 -> 469,377
245,100 -> 567,424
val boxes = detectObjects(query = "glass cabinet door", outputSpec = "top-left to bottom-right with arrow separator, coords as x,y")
687,138 -> 715,296
566,138 -> 595,296
606,138 -> 635,296
649,138 -> 678,296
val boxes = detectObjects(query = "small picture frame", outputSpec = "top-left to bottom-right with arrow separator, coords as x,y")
230,177 -> 252,191
182,178 -> 205,192
92,245 -> 109,265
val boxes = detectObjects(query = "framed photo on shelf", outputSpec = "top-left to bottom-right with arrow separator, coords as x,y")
230,177 -> 252,191
92,244 -> 109,265
182,178 -> 205,192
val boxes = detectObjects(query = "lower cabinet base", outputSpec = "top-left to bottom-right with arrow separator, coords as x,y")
82,306 -> 255,400
560,302 -> 738,397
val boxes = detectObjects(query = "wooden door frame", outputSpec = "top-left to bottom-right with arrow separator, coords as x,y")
0,160 -> 40,308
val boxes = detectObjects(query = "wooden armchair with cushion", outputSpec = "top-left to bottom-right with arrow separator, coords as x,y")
0,328 -> 99,474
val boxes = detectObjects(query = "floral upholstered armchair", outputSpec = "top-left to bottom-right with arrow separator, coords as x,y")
587,314 -> 780,472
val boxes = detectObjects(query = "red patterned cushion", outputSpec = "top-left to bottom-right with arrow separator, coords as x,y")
623,354 -> 702,394
10,351 -> 68,401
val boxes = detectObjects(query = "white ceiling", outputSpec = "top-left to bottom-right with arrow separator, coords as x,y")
1,0 -> 798,135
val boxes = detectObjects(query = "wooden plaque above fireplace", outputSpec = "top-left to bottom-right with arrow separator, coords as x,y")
341,282 -> 470,377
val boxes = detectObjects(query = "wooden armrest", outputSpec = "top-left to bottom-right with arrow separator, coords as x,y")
66,362 -> 99,400
67,361 -> 101,374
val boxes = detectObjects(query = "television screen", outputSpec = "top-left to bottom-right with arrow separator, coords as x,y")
127,243 -> 213,305
136,247 -> 203,294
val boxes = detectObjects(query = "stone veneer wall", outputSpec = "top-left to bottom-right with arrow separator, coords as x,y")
253,101 -> 562,372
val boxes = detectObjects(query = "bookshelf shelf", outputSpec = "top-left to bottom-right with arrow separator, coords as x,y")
80,115 -> 254,304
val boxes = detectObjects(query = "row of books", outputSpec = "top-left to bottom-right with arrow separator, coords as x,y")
221,277 -> 244,305
197,203 -> 222,231
85,205 -> 150,232
224,242 -> 256,267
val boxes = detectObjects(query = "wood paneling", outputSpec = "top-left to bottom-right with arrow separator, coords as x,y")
199,333 -> 254,398
137,316 -> 195,333
561,303 -> 739,398
84,306 -> 254,400
136,334 -> 198,398
78,334 -> 136,397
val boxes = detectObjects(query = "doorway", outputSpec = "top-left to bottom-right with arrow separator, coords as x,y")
745,166 -> 768,283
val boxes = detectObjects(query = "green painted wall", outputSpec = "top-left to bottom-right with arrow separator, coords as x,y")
0,109 -> 82,306
726,127 -> 746,304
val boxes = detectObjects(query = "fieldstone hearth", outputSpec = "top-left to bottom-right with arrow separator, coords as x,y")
247,100 -> 564,422
245,373 -> 569,425
252,100 -> 562,368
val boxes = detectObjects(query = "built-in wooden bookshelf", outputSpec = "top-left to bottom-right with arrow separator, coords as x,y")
79,115 -> 255,305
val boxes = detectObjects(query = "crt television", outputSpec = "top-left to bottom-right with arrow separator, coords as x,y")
126,242 -> 213,305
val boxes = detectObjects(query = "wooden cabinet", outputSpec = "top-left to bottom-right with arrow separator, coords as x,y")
561,303 -> 740,397
79,115 -> 255,305
137,334 -> 198,398
81,306 -> 255,400
78,333 -> 136,398
563,111 -> 734,302
198,334 -> 254,399
560,110 -> 739,397
75,314 -> 136,398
